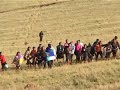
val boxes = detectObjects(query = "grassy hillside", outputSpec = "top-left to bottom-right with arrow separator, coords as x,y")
0,0 -> 120,56
0,60 -> 120,90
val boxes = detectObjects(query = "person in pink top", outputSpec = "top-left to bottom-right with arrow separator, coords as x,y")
75,40 -> 82,63
0,52 -> 7,71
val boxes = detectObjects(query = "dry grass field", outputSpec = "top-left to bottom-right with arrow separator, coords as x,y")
0,0 -> 120,90
0,60 -> 120,90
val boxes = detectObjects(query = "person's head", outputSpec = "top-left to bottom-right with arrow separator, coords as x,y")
41,46 -> 45,51
77,40 -> 80,44
59,42 -> 62,45
114,36 -> 118,40
48,44 -> 51,48
78,40 -> 80,43
39,44 -> 42,47
33,47 -> 36,50
27,47 -> 31,51
88,43 -> 91,47
0,52 -> 2,56
16,51 -> 20,56
96,39 -> 99,42
65,39 -> 68,43
107,42 -> 111,46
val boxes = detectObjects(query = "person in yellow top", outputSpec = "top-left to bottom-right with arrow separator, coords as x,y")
12,51 -> 23,69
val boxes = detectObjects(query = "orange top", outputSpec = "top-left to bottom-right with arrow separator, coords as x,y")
96,44 -> 102,52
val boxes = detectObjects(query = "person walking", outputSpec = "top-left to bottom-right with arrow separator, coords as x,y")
46,44 -> 56,68
95,41 -> 103,61
56,42 -> 64,61
75,40 -> 82,63
0,52 -> 8,71
110,36 -> 120,59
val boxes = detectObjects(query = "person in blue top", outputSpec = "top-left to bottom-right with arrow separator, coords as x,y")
46,44 -> 56,68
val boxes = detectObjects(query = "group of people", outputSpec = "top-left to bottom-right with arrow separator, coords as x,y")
0,36 -> 120,71
57,36 -> 120,63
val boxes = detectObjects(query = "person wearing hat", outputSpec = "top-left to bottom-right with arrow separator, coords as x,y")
0,52 -> 7,71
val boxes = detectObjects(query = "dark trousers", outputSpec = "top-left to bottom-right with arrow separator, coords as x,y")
40,36 -> 43,42
66,53 -> 71,63
75,51 -> 80,63
96,51 -> 103,60
106,52 -> 111,58
1,62 -> 6,71
112,50 -> 117,58
47,60 -> 53,68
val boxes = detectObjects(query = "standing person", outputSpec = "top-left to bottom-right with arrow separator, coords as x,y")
64,39 -> 69,62
75,40 -> 82,63
35,51 -> 42,69
12,51 -> 23,69
87,43 -> 93,62
24,47 -> 31,68
106,42 -> 112,60
40,46 -> 47,69
81,44 -> 88,63
66,43 -> 72,64
39,31 -> 44,42
91,39 -> 100,57
56,42 -> 64,61
46,44 -> 56,68
110,36 -> 120,59
95,41 -> 103,61
37,44 -> 42,53
30,47 -> 37,66
0,52 -> 8,71
70,41 -> 75,63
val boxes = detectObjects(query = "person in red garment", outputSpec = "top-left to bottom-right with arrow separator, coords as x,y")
0,52 -> 7,71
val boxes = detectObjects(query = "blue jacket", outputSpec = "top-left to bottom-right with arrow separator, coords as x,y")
46,47 -> 55,56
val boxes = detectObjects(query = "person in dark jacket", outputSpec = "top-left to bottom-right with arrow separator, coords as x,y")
64,39 -> 69,62
37,44 -> 42,53
56,42 -> 64,60
91,39 -> 99,57
87,43 -> 93,62
41,46 -> 47,68
39,31 -> 44,42
105,42 -> 112,60
110,36 -> 120,58
81,44 -> 88,63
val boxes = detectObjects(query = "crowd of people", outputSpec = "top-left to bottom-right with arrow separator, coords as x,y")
0,35 -> 120,71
